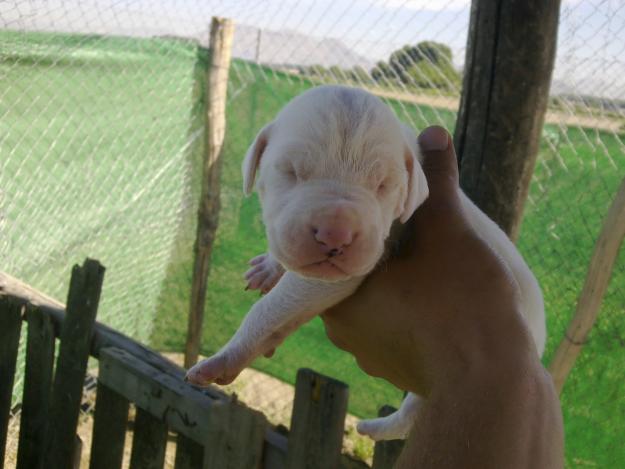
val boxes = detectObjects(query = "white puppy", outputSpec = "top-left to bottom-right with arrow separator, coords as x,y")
186,85 -> 546,441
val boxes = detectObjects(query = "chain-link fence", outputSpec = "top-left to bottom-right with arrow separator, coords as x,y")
1,0 -> 624,467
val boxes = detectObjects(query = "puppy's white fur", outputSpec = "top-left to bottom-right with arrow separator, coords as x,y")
187,85 -> 546,441
244,86 -> 428,280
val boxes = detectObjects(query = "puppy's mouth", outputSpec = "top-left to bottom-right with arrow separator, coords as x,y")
279,242 -> 383,281
309,258 -> 346,271
298,258 -> 349,280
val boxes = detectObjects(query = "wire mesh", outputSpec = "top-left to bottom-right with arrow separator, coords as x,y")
1,0 -> 624,466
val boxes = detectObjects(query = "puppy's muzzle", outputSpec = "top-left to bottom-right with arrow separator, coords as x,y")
310,204 -> 359,258
327,248 -> 341,258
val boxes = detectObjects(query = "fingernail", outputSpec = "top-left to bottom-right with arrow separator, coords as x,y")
419,127 -> 449,151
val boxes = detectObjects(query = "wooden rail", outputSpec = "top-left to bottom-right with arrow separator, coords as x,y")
0,262 -> 400,469
549,175 -> 625,394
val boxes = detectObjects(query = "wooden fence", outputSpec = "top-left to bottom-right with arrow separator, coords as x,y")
0,259 -> 404,469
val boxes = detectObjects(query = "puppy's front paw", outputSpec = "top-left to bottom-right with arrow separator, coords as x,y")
185,353 -> 243,386
244,253 -> 284,293
357,414 -> 412,441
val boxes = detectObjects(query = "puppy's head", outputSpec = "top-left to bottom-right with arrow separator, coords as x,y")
242,85 -> 428,281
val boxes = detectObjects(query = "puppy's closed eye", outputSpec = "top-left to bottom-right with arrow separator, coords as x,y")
285,164 -> 297,181
276,161 -> 298,182
377,179 -> 389,196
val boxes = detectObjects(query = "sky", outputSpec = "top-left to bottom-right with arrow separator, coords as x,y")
1,0 -> 624,99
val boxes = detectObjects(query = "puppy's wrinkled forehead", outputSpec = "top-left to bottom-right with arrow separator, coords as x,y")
270,86 -> 404,179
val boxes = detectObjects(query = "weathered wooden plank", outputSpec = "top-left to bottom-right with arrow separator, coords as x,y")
263,429 -> 287,469
200,404 -> 228,469
549,175 -> 625,393
0,297 -> 23,467
286,368 -> 349,469
73,435 -> 83,469
174,433 -> 204,469
0,271 -> 64,312
341,456 -> 371,469
226,403 -> 267,469
16,306 -> 55,469
0,271 -> 225,401
129,407 -> 169,469
203,399 -> 267,469
89,383 -> 129,469
98,347 -> 225,445
185,16 -> 235,368
46,259 -> 106,469
100,346 -> 267,468
0,272 -> 294,467
454,0 -> 560,240
371,406 -> 405,469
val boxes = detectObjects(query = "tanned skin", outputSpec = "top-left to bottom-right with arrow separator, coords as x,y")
322,126 -> 565,469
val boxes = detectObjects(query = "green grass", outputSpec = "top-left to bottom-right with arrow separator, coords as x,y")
0,29 -> 206,341
2,30 -> 624,467
519,129 -> 625,467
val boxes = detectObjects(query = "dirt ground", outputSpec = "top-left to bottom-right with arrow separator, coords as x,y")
367,86 -> 624,133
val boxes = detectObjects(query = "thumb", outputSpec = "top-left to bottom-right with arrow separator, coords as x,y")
417,126 -> 461,207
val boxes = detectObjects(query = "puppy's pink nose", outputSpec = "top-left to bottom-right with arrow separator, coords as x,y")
314,226 -> 354,252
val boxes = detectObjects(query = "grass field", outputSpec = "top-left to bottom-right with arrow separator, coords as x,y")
2,30 -> 624,467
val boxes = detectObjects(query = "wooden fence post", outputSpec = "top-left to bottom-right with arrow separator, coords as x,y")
129,407 -> 169,469
371,406 -> 405,469
16,306 -> 55,469
0,297 -> 23,467
89,383 -> 129,469
549,176 -> 625,393
202,400 -> 267,469
46,259 -> 105,469
174,434 -> 204,469
286,368 -> 349,469
185,16 -> 235,369
454,0 -> 560,240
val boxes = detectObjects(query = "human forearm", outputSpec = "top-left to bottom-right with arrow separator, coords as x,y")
395,361 -> 564,469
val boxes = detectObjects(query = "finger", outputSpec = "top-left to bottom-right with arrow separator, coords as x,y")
417,126 -> 460,206
413,126 -> 470,237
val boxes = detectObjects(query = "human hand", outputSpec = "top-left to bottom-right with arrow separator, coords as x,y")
321,126 -> 564,468
321,125 -> 528,394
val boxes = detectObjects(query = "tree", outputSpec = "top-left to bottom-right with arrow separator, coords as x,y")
372,41 -> 460,91
348,65 -> 372,84
328,65 -> 344,79
411,41 -> 453,65
371,60 -> 394,83
307,64 -> 330,77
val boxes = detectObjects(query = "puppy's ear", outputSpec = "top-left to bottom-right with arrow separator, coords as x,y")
242,123 -> 272,195
400,147 -> 429,222
400,139 -> 429,223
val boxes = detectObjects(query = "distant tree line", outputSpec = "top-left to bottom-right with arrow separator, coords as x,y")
298,64 -> 372,83
298,41 -> 460,93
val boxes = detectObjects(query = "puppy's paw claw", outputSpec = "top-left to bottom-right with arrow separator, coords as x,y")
243,253 -> 284,293
185,354 -> 242,387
